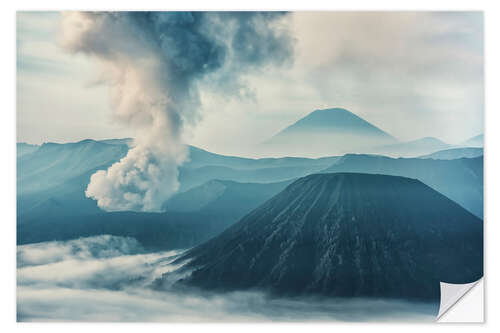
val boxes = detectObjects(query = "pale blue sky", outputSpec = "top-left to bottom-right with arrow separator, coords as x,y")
17,11 -> 483,156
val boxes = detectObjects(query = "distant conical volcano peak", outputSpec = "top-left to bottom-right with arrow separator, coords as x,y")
281,107 -> 392,133
263,108 -> 397,157
317,107 -> 349,111
306,107 -> 356,116
171,172 -> 483,300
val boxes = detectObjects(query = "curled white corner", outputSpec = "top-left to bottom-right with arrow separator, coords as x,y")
437,278 -> 483,321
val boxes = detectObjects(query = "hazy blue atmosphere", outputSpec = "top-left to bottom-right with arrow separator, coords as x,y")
16,11 -> 483,322
17,12 -> 483,156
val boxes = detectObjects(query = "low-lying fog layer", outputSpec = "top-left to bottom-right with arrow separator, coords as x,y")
17,235 -> 438,322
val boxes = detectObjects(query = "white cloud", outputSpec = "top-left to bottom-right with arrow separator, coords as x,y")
190,12 -> 483,155
17,236 -> 437,322
17,12 -> 134,144
17,12 -> 483,152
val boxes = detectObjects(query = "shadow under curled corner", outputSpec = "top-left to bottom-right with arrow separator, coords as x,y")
437,278 -> 483,322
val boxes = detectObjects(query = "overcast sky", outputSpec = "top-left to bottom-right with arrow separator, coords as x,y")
17,11 -> 483,156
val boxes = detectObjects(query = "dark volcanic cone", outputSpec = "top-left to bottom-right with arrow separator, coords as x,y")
173,173 -> 483,300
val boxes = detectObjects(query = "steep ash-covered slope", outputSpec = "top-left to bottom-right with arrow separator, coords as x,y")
174,173 -> 483,300
322,154 -> 483,218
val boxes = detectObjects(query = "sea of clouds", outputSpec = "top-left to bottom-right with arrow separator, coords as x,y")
17,235 -> 438,322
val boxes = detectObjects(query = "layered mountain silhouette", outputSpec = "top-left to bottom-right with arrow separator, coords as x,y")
419,147 -> 483,160
17,139 -> 341,249
322,154 -> 483,217
165,179 -> 292,217
178,163 -> 332,192
17,142 -> 39,158
17,138 -> 483,257
263,108 -> 397,157
461,134 -> 483,147
173,173 -> 483,300
18,178 -> 294,250
185,145 -> 339,170
97,138 -> 134,146
17,140 -> 339,201
372,137 -> 450,157
17,139 -> 128,195
17,138 -> 302,249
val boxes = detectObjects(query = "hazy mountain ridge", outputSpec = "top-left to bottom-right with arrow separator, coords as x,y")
16,138 -> 343,248
16,143 -> 40,157
17,122 -> 483,250
18,139 -> 128,195
165,179 -> 293,215
18,176 -> 295,249
372,137 -> 451,157
322,154 -> 483,217
18,166 -> 108,220
178,164 -> 330,192
185,145 -> 340,170
17,140 -> 301,248
97,138 -> 134,146
419,147 -> 483,160
17,139 -> 340,200
462,134 -> 483,147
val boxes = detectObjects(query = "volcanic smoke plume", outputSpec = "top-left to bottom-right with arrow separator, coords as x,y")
60,12 -> 293,212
